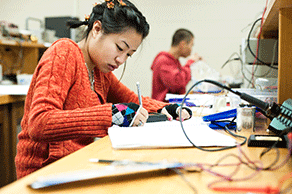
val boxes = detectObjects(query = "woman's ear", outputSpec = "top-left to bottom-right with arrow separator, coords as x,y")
92,20 -> 102,37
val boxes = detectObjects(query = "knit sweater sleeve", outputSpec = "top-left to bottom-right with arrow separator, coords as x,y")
25,40 -> 112,142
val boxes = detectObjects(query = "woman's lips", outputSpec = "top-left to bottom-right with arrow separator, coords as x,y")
108,64 -> 117,71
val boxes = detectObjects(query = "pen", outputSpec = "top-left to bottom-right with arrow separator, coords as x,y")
89,158 -> 158,165
129,82 -> 142,127
89,158 -> 122,163
137,82 -> 142,106
89,158 -> 185,167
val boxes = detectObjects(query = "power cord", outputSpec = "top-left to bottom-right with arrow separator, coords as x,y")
178,80 -> 247,152
246,18 -> 278,70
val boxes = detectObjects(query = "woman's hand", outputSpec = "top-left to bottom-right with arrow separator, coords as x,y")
112,103 -> 148,127
132,107 -> 148,127
162,107 -> 191,121
158,104 -> 192,121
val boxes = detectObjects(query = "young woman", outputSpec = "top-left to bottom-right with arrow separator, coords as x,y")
15,0 -> 192,179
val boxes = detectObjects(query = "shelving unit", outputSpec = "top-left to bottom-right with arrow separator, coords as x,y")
261,0 -> 292,104
0,39 -> 47,75
0,39 -> 47,187
0,95 -> 25,187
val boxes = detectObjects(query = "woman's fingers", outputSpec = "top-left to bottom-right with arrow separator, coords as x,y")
133,107 -> 191,127
161,107 -> 173,121
176,109 -> 191,121
134,107 -> 148,127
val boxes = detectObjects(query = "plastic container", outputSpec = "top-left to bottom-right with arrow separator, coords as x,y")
17,74 -> 33,85
255,78 -> 277,90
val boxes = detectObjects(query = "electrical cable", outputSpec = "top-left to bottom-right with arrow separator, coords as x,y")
278,172 -> 292,194
246,18 -> 278,70
245,38 -> 278,85
178,79 -> 289,149
259,146 -> 281,170
206,144 -> 264,190
221,52 -> 246,88
178,80 -> 247,152
118,61 -> 127,81
176,79 -> 292,191
243,14 -> 278,87
221,52 -> 241,69
177,133 -> 290,192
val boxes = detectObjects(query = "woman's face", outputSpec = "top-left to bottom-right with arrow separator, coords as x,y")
88,22 -> 143,73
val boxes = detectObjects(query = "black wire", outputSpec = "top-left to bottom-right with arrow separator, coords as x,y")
247,18 -> 278,70
178,80 -> 247,152
260,146 -> 280,171
255,126 -> 292,171
221,52 -> 241,69
220,52 -> 253,87
223,117 -> 247,146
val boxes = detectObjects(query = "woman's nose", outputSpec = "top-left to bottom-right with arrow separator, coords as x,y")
115,54 -> 128,66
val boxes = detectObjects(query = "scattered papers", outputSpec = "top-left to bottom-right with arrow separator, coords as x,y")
0,85 -> 29,95
108,117 -> 237,149
30,161 -> 183,189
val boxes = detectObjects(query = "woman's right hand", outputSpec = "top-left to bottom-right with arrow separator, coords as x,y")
112,103 -> 148,127
132,107 -> 148,127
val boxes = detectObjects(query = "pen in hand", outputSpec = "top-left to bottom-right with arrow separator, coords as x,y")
137,82 -> 142,107
129,82 -> 142,127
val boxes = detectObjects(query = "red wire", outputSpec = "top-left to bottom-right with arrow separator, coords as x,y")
212,186 -> 279,193
278,172 -> 292,192
251,0 -> 268,87
277,132 -> 292,191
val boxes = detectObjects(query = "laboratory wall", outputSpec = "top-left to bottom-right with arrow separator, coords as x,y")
0,0 -> 268,96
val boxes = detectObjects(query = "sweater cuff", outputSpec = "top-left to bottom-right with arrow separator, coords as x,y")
185,59 -> 195,68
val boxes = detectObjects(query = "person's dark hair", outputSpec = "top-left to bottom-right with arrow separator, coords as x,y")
66,0 -> 149,40
171,28 -> 194,47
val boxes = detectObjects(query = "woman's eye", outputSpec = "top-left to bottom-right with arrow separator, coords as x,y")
116,45 -> 123,51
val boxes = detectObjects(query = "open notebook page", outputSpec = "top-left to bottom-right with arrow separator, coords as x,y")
108,117 -> 237,149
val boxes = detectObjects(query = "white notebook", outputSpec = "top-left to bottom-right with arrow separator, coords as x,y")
108,117 -> 237,149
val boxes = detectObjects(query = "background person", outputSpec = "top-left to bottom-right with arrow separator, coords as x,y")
151,28 -> 202,102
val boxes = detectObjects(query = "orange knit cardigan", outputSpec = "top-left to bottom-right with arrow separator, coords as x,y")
15,38 -> 167,179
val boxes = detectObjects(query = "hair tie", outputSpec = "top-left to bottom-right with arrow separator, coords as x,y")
105,0 -> 127,9
93,2 -> 100,7
84,14 -> 90,22
107,1 -> 114,9
118,0 -> 127,6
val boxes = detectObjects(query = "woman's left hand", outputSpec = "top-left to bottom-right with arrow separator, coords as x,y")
159,104 -> 192,121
